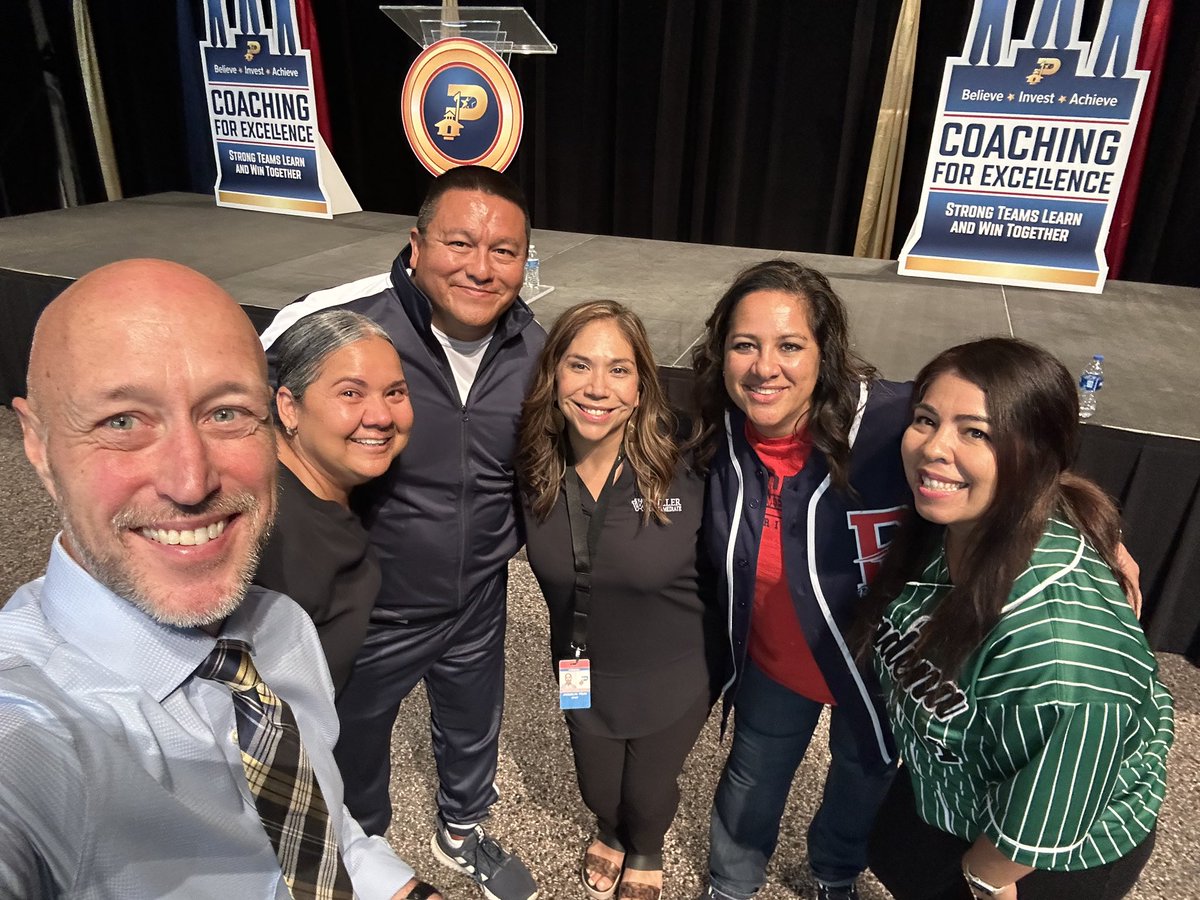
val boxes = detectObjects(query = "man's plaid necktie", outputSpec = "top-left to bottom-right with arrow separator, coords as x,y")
196,639 -> 354,900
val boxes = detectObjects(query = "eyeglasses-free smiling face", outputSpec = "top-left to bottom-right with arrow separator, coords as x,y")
16,261 -> 277,630
409,188 -> 528,342
276,336 -> 413,497
555,318 -> 640,461
901,371 -> 998,543
722,289 -> 821,438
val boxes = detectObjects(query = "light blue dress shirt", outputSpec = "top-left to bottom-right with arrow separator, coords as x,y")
0,536 -> 415,899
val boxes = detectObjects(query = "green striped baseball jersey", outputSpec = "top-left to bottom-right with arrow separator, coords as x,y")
874,517 -> 1174,871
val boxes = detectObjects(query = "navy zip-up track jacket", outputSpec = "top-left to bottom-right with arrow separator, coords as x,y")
261,247 -> 546,621
704,380 -> 913,771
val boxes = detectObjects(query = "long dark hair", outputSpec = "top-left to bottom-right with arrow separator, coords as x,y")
689,260 -> 876,488
853,337 -> 1129,686
517,300 -> 679,524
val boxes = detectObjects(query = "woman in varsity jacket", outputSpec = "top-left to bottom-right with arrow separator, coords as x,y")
857,337 -> 1173,900
691,261 -> 913,900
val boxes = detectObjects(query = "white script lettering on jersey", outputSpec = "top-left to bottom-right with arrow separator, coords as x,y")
875,614 -> 970,723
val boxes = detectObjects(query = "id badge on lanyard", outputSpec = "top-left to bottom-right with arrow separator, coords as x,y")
559,449 -> 623,712
559,657 -> 591,709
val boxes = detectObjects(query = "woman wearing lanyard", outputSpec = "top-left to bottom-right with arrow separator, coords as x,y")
517,300 -> 720,900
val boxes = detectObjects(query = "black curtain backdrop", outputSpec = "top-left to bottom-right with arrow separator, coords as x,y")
1120,2 -> 1200,286
510,1 -> 903,254
0,0 -> 104,215
2,1 -> 1199,287
85,3 -> 193,199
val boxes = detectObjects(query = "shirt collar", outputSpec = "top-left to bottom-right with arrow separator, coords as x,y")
40,535 -> 226,702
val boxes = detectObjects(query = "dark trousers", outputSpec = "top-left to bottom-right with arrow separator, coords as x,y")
869,766 -> 1157,900
567,690 -> 711,869
334,569 -> 508,836
707,661 -> 896,898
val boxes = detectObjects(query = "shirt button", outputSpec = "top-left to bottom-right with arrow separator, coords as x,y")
736,558 -> 748,567
756,469 -> 764,477
748,499 -> 758,509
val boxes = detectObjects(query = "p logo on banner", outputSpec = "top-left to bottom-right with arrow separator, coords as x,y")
898,0 -> 1150,293
200,0 -> 359,218
401,38 -> 524,175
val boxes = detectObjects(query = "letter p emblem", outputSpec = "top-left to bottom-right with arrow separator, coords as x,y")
448,84 -> 489,121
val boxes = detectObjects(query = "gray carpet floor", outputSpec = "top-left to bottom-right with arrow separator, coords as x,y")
0,407 -> 1195,899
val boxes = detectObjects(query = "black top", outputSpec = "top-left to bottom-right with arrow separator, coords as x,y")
523,460 -> 720,738
262,247 -> 546,621
253,462 -> 381,694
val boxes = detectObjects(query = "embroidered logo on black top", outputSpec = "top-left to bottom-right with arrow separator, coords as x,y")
631,498 -> 682,513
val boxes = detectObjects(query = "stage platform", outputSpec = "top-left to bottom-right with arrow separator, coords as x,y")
0,193 -> 1196,660
1,192 -> 1197,437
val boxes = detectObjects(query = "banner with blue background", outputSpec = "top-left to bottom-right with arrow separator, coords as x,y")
899,0 -> 1150,292
200,0 -> 337,217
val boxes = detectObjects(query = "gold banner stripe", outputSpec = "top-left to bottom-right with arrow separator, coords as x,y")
903,256 -> 1100,287
218,192 -> 329,214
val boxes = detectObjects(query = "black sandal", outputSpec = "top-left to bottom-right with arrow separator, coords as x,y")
406,881 -> 441,900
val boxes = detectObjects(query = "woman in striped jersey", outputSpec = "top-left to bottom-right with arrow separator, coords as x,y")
858,337 -> 1173,900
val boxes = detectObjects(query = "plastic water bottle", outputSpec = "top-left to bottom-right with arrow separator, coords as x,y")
1078,354 -> 1104,419
523,243 -> 540,293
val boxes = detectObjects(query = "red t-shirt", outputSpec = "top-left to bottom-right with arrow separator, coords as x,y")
745,422 -> 835,705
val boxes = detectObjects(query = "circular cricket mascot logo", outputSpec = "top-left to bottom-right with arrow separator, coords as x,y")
401,38 -> 523,175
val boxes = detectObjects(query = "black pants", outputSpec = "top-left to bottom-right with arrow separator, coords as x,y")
334,569 -> 508,836
567,690 -> 711,869
869,766 -> 1157,900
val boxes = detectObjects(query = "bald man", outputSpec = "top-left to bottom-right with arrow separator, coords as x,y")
2,260 -> 440,899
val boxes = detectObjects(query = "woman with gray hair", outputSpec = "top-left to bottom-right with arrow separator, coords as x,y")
254,308 -> 414,693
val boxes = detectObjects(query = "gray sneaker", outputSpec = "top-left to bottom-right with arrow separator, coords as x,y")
431,824 -> 538,900
815,881 -> 859,900
695,886 -> 751,900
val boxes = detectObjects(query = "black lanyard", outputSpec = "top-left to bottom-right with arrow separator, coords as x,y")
562,448 -> 625,655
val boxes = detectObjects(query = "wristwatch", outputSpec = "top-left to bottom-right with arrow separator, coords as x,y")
962,863 -> 1009,898
407,881 -> 439,900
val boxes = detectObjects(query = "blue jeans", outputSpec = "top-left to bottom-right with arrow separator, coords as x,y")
707,661 -> 895,898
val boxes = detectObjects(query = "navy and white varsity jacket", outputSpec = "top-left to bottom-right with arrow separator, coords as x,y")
704,380 -> 913,771
261,246 -> 546,621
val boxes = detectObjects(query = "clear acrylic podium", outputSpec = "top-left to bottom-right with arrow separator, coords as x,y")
381,6 -> 557,58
